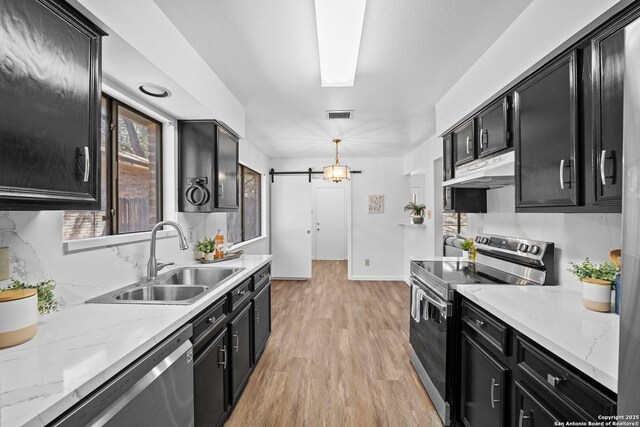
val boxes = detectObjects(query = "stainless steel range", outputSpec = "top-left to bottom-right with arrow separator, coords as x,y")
409,233 -> 555,426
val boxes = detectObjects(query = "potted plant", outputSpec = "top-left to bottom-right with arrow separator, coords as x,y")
460,238 -> 476,261
403,202 -> 426,224
195,237 -> 215,261
568,258 -> 619,313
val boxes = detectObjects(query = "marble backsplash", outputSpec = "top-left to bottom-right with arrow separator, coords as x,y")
466,186 -> 622,287
0,211 -> 233,309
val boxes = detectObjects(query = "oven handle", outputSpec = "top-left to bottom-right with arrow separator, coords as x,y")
422,293 -> 451,319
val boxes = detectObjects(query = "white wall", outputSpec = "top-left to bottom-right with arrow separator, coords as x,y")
466,187 -> 622,287
270,157 -> 405,280
436,0 -> 622,134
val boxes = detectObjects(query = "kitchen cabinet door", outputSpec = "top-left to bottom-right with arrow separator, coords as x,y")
443,134 -> 454,181
228,303 -> 252,406
453,120 -> 476,167
514,53 -> 578,209
460,332 -> 509,427
0,0 -> 103,210
194,329 -> 228,427
514,382 -> 561,427
215,126 -> 239,210
478,96 -> 511,158
252,282 -> 271,364
592,26 -> 624,206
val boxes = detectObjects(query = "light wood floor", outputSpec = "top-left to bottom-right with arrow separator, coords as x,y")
225,260 -> 441,427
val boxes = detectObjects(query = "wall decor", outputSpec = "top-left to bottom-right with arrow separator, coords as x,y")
368,194 -> 384,213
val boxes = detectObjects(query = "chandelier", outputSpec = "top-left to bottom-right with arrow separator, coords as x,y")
323,138 -> 351,183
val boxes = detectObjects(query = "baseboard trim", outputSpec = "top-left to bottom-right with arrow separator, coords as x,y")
348,275 -> 405,281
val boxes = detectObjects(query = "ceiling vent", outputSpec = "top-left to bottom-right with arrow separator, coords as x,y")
326,110 -> 354,120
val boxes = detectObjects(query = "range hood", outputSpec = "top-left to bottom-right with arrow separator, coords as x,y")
443,151 -> 515,189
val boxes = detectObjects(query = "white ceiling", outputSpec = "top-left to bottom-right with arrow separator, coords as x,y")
153,0 -> 532,159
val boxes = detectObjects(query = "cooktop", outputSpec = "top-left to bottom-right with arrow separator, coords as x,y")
412,260 -> 531,286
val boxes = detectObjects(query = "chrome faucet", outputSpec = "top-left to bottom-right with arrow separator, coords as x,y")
146,221 -> 189,281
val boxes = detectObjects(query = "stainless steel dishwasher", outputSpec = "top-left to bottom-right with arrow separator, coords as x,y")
52,325 -> 194,427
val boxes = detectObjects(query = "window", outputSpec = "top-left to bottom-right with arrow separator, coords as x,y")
227,165 -> 262,244
63,95 -> 162,240
443,212 -> 467,236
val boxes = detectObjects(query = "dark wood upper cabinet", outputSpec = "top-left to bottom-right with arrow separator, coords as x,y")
453,120 -> 476,167
514,53 -> 579,209
178,120 -> 239,212
443,134 -> 454,182
478,96 -> 512,158
0,0 -> 104,210
592,26 -> 624,206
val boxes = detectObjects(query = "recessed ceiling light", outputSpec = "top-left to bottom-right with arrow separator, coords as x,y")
138,83 -> 171,98
314,0 -> 367,87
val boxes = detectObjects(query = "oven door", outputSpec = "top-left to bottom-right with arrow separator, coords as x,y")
409,276 -> 452,425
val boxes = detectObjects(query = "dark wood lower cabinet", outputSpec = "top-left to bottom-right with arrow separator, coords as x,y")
194,329 -> 228,427
515,381 -> 561,427
252,283 -> 271,363
229,303 -> 253,406
460,332 -> 509,427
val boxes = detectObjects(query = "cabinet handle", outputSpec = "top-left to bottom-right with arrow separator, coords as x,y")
475,319 -> 485,327
238,290 -> 247,296
256,307 -> 260,322
558,159 -> 572,190
518,409 -> 531,427
206,316 -> 216,324
480,128 -> 487,148
233,333 -> 239,352
218,345 -> 227,369
218,182 -> 224,198
600,150 -> 607,186
83,146 -> 90,182
547,373 -> 563,387
490,378 -> 500,409
466,136 -> 471,154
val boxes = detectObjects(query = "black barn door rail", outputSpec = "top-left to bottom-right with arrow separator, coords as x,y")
269,168 -> 362,183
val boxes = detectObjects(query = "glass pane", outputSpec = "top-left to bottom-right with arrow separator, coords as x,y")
243,167 -> 261,240
227,166 -> 242,244
117,105 -> 161,233
63,97 -> 109,240
442,212 -> 460,237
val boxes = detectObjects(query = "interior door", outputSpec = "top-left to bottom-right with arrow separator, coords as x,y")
271,176 -> 312,278
314,184 -> 346,260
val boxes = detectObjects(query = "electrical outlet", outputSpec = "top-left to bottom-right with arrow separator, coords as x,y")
477,226 -> 484,234
0,247 -> 9,281
427,210 -> 432,219
188,228 -> 194,242
364,259 -> 370,266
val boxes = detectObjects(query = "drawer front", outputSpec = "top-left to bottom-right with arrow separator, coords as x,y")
516,335 -> 616,420
515,381 -> 562,427
461,300 -> 510,355
228,278 -> 252,312
251,264 -> 271,292
192,298 -> 227,346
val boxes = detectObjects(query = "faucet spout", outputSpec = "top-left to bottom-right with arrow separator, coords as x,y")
147,221 -> 189,281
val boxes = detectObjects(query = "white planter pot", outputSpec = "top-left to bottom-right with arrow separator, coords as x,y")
581,278 -> 612,313
0,289 -> 38,349
204,252 -> 215,261
462,250 -> 469,260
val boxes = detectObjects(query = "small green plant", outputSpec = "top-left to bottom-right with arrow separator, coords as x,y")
568,258 -> 619,282
460,238 -> 475,251
403,202 -> 426,217
1,279 -> 60,315
196,236 -> 214,254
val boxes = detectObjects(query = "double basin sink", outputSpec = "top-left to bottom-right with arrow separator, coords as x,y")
86,267 -> 244,305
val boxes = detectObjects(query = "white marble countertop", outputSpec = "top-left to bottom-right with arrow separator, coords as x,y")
457,284 -> 619,393
0,254 -> 272,427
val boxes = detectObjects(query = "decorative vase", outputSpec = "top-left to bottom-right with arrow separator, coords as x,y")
195,251 -> 205,260
461,250 -> 469,260
411,215 -> 424,224
0,289 -> 38,349
581,278 -> 612,313
204,252 -> 215,261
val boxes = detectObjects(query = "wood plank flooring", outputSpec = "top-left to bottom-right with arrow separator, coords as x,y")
225,260 -> 441,427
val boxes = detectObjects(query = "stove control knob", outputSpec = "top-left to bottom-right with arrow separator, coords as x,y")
518,243 -> 529,252
529,245 -> 541,255
475,236 -> 482,243
482,237 -> 489,244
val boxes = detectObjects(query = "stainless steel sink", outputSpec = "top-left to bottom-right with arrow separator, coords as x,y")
155,267 -> 240,286
114,285 -> 208,302
86,266 -> 245,305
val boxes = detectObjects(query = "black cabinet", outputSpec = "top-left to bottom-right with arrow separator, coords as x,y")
0,0 -> 104,210
453,120 -> 476,166
443,134 -> 454,181
592,26 -> 624,207
228,303 -> 252,406
443,188 -> 487,213
460,332 -> 509,427
194,329 -> 228,427
514,382 -> 561,427
178,120 -> 239,213
514,53 -> 579,209
252,282 -> 271,364
478,96 -> 511,158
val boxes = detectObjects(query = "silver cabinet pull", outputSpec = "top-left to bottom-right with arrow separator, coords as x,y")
466,136 -> 471,154
256,307 -> 260,322
559,159 -> 565,190
475,319 -> 485,327
480,128 -> 487,148
233,333 -> 239,352
518,409 -> 531,427
83,146 -> 90,182
547,373 -> 563,387
218,181 -> 224,198
218,345 -> 227,369
490,378 -> 500,409
600,149 -> 607,186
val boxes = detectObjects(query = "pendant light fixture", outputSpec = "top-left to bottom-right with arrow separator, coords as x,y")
323,139 -> 351,183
